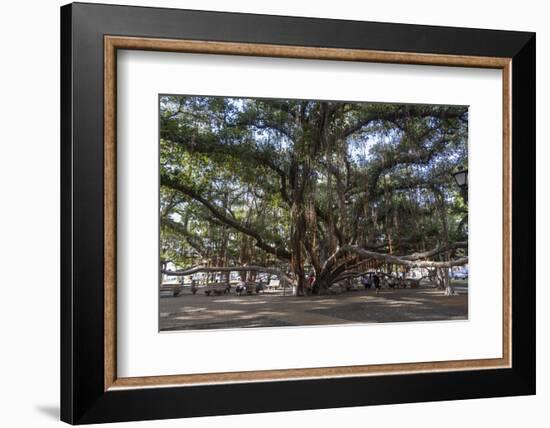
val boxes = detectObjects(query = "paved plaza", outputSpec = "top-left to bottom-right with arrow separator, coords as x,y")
159,284 -> 468,331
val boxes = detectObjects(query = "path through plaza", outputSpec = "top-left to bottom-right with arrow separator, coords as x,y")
160,285 -> 468,331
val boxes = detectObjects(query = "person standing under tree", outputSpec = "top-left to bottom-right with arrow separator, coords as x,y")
373,274 -> 381,294
307,273 -> 315,293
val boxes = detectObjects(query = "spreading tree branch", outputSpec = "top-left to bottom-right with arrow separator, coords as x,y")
161,174 -> 291,260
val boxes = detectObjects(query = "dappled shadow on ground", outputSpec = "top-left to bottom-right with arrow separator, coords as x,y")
160,287 -> 468,331
308,292 -> 467,324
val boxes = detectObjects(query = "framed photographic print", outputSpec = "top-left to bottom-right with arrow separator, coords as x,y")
60,2 -> 535,424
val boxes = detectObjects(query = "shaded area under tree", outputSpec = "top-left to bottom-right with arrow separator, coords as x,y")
160,96 -> 469,297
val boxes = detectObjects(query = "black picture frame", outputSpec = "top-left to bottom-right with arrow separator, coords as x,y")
61,2 -> 535,424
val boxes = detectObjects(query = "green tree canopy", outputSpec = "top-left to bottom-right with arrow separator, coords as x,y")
160,96 -> 468,295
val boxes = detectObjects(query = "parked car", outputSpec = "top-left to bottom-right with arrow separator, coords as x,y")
452,270 -> 468,280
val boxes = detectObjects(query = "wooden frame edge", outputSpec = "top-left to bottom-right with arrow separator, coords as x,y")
502,61 -> 513,369
103,35 -> 512,391
105,35 -> 511,68
104,36 -> 117,391
110,357 -> 508,390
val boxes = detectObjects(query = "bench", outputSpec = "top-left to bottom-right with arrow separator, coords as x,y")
266,279 -> 280,290
204,284 -> 231,296
160,283 -> 183,297
235,282 -> 262,295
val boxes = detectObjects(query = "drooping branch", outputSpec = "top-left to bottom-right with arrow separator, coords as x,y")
401,241 -> 467,260
161,174 -> 291,260
341,245 -> 468,268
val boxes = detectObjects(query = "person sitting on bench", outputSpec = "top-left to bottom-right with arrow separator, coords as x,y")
235,281 -> 246,296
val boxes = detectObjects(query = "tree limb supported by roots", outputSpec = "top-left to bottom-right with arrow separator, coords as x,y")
163,242 -> 467,289
303,242 -> 467,293
340,243 -> 468,269
163,265 -> 293,285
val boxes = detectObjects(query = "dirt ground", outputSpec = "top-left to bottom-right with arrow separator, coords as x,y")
159,283 -> 468,331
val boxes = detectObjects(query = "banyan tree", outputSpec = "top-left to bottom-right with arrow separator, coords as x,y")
160,96 -> 468,296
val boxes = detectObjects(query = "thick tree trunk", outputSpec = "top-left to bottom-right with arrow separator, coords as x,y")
290,202 -> 307,296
